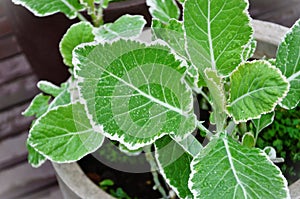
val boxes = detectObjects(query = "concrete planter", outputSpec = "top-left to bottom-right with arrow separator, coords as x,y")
52,20 -> 300,199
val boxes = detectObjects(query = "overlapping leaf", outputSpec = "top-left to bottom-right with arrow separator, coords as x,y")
28,102 -> 104,162
189,135 -> 289,199
184,0 -> 253,85
146,0 -> 180,23
227,61 -> 289,122
74,39 -> 196,150
12,0 -> 84,19
27,144 -> 47,168
60,22 -> 95,67
276,19 -> 300,109
252,112 -> 275,134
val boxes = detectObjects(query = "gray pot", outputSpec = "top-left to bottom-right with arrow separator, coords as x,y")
52,20 -> 300,199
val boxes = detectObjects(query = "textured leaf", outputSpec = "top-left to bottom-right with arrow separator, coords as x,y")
276,19 -> 300,109
227,61 -> 289,123
146,0 -> 180,23
60,22 -> 95,67
242,38 -> 257,62
93,15 -> 146,42
175,134 -> 202,157
12,0 -> 84,19
184,0 -> 253,85
252,112 -> 275,134
155,136 -> 194,199
48,87 -> 71,109
28,103 -> 104,162
37,81 -> 63,97
189,135 -> 289,199
74,39 -> 196,150
241,132 -> 255,148
152,19 -> 187,59
22,94 -> 51,117
27,143 -> 46,168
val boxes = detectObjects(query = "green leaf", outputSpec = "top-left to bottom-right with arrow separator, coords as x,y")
27,143 -> 47,168
152,19 -> 187,59
12,0 -> 84,19
227,61 -> 289,123
37,81 -> 63,97
189,136 -> 289,199
48,86 -> 71,109
28,103 -> 104,163
146,0 -> 180,23
174,134 -> 203,157
60,22 -> 95,67
74,39 -> 196,150
242,38 -> 257,62
155,136 -> 194,199
93,15 -> 146,42
22,94 -> 51,117
241,132 -> 255,148
276,19 -> 300,109
252,112 -> 275,134
184,0 -> 253,85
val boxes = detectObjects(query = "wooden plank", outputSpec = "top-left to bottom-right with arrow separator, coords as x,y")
0,161 -> 57,199
0,74 -> 39,110
22,184 -> 63,199
0,132 -> 28,170
0,54 -> 32,85
0,35 -> 21,59
0,16 -> 13,38
0,102 -> 34,139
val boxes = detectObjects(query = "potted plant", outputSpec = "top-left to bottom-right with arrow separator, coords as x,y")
15,0 -> 300,198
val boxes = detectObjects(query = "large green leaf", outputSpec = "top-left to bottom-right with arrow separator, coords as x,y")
184,0 -> 253,85
189,135 -> 289,199
93,15 -> 146,42
74,39 -> 196,150
146,0 -> 180,23
227,61 -> 289,123
276,19 -> 300,109
22,94 -> 51,118
155,136 -> 194,199
252,112 -> 275,134
28,103 -> 104,162
60,22 -> 95,67
12,0 -> 84,19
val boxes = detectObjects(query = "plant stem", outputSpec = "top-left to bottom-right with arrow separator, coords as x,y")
198,88 -> 212,106
197,121 -> 214,139
225,121 -> 236,135
144,146 -> 168,199
77,12 -> 88,22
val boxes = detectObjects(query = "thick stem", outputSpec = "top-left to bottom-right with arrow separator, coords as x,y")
197,121 -> 214,139
77,12 -> 88,22
144,146 -> 168,199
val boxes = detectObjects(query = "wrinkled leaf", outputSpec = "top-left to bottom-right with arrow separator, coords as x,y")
27,143 -> 47,168
146,0 -> 180,23
189,135 -> 289,199
22,94 -> 51,117
74,39 -> 196,150
227,61 -> 289,122
276,19 -> 300,109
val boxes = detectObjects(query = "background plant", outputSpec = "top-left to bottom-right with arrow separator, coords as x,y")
14,0 -> 300,198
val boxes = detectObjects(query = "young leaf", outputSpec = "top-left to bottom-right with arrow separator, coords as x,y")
276,19 -> 300,109
252,112 -> 275,134
155,136 -> 194,199
48,87 -> 71,109
27,143 -> 47,168
28,103 -> 104,163
184,0 -> 253,85
241,38 -> 257,62
12,0 -> 84,19
74,39 -> 196,150
93,15 -> 146,42
241,132 -> 255,148
146,0 -> 180,23
22,94 -> 51,117
227,61 -> 289,123
37,81 -> 63,97
60,22 -> 95,67
189,135 -> 289,199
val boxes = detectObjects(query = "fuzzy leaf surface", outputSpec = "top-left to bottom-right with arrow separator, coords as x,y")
12,0 -> 84,19
93,15 -> 146,42
184,0 -> 253,85
227,61 -> 289,122
28,103 -> 104,162
189,136 -> 289,199
146,0 -> 180,23
22,94 -> 51,117
74,39 -> 196,150
60,22 -> 95,67
27,143 -> 46,168
276,19 -> 300,109
155,136 -> 194,199
37,81 -> 63,97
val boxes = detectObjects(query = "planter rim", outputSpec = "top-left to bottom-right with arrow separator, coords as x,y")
52,20 -> 298,199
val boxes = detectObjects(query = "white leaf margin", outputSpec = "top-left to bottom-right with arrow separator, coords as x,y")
226,60 -> 290,123
72,38 -> 196,150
